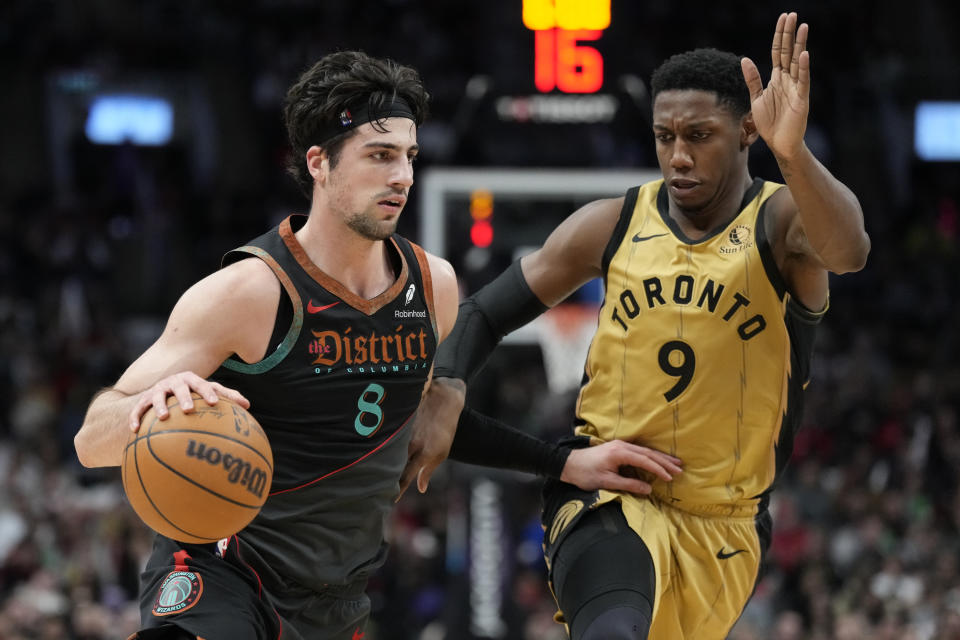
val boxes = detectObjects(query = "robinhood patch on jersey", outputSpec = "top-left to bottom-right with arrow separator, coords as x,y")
152,570 -> 203,616
719,224 -> 754,254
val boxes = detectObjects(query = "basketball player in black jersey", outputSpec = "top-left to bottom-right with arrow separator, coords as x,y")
407,12 -> 870,640
73,50 -> 665,640
71,51 -> 456,640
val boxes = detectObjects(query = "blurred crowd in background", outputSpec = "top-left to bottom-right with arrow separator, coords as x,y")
1,1 -> 960,638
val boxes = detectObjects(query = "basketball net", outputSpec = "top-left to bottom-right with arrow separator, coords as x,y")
535,304 -> 599,395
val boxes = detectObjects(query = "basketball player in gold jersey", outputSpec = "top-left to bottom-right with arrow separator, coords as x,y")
404,12 -> 870,639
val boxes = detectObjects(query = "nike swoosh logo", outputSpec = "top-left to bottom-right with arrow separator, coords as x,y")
307,300 -> 340,314
716,547 -> 746,560
632,232 -> 669,243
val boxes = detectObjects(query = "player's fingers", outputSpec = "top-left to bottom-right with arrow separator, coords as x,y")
171,384 -> 196,413
129,397 -> 152,432
780,12 -> 797,71
770,12 -> 787,69
195,382 -> 222,406
417,452 -> 445,493
397,441 -> 426,499
643,458 -> 683,478
608,439 -> 674,459
798,50 -> 811,97
604,473 -> 652,495
619,452 -> 677,481
148,386 -> 174,419
397,460 -> 418,499
415,468 -> 428,493
178,371 -> 214,405
791,22 -> 808,80
614,441 -> 683,470
210,382 -> 249,408
796,21 -> 809,54
640,449 -> 684,473
740,58 -> 764,102
629,443 -> 682,465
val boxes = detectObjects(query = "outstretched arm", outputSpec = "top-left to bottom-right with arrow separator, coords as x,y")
400,198 -> 616,496
398,255 -> 550,496
74,260 -> 274,467
741,12 -> 869,276
398,253 -> 464,496
401,197 -> 683,494
450,407 -> 682,493
436,195 -> 623,385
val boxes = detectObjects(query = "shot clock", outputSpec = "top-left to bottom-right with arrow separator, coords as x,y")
523,0 -> 611,93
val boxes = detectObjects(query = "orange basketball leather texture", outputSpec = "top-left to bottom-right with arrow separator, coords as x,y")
122,393 -> 273,543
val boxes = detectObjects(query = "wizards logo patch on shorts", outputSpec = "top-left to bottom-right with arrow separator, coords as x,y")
152,570 -> 204,616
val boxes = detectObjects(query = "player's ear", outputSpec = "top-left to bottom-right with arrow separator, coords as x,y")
740,113 -> 759,150
306,145 -> 328,184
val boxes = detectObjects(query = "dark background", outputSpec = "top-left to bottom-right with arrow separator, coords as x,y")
1,1 -> 959,638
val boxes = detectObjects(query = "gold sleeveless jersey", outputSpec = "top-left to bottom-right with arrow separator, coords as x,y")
575,178 -> 824,513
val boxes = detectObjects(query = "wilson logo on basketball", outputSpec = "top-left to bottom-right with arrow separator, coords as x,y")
185,440 -> 269,499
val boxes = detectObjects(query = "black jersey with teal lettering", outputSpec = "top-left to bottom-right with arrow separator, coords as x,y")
209,214 -> 438,591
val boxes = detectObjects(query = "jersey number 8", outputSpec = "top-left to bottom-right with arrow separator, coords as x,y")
355,383 -> 386,437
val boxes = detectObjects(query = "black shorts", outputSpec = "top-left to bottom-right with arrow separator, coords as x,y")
137,536 -> 369,640
542,479 -> 656,637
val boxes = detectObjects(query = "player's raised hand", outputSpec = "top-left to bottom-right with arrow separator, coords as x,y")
560,440 -> 682,495
740,12 -> 810,159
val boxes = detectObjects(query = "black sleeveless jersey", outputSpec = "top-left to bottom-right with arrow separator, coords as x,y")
209,214 -> 438,591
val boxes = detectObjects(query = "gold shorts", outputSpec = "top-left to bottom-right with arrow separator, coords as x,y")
543,481 -> 767,640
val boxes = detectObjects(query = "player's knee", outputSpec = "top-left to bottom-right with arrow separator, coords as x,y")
575,604 -> 651,640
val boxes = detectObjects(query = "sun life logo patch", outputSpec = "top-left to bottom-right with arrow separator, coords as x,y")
152,570 -> 203,616
720,224 -> 753,254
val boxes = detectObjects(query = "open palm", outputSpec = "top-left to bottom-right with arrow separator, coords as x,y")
741,12 -> 810,158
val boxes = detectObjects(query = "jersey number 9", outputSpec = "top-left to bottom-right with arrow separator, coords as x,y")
658,340 -> 695,402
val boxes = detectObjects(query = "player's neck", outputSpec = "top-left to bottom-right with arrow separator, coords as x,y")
295,212 -> 396,300
670,173 -> 755,236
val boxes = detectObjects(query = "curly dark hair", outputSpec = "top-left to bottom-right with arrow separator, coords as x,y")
650,48 -> 750,119
283,51 -> 429,198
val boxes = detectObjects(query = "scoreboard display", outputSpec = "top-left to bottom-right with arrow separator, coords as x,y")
458,0 -> 656,168
524,0 -> 610,93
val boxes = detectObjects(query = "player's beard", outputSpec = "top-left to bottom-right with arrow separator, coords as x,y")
345,208 -> 397,241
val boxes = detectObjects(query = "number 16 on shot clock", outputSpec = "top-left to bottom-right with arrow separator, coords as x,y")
523,0 -> 611,93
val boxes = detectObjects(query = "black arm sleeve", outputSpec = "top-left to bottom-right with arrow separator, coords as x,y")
432,260 -> 549,381
448,406 -> 571,478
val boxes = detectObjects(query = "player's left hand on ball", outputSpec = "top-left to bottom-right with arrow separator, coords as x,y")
128,371 -> 250,432
561,440 -> 683,495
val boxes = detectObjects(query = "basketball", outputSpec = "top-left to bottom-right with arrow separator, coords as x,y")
122,393 -> 273,544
